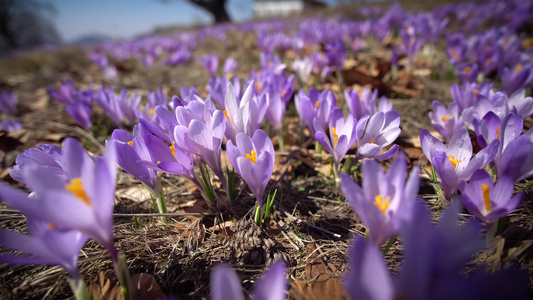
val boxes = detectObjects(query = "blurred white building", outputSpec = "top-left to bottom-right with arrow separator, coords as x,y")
253,0 -> 326,18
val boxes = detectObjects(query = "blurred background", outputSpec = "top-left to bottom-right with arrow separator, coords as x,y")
0,0 -> 351,54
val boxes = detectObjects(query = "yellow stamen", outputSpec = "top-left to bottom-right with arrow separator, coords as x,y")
450,49 -> 459,60
149,108 -> 156,115
223,110 -> 231,123
48,222 -> 57,230
127,141 -> 133,146
245,149 -> 257,163
484,46 -> 490,52
169,142 -> 176,159
464,66 -> 471,73
515,65 -> 523,72
255,81 -> 261,93
374,195 -> 391,214
441,114 -> 451,122
56,81 -> 63,87
485,57 -> 492,66
267,61 -> 272,67
314,101 -> 320,109
481,183 -> 492,212
504,38 -> 510,45
448,155 -> 462,169
281,89 -> 287,98
358,92 -> 363,100
369,138 -> 375,144
496,126 -> 501,139
65,178 -> 92,207
331,127 -> 339,147
473,89 -> 479,96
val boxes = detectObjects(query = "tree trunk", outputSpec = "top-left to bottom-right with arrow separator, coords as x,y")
188,0 -> 231,24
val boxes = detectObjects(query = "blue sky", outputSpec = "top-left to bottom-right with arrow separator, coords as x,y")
50,0 -> 257,42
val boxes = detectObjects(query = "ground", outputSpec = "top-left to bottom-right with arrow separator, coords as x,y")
0,2 -> 532,300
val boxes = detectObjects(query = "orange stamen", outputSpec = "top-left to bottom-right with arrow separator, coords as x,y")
374,195 -> 391,214
65,178 -> 92,207
245,150 -> 257,163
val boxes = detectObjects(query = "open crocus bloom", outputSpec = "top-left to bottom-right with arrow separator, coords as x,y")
314,108 -> 357,169
340,152 -> 419,246
226,130 -> 274,207
460,170 -> 524,226
355,110 -> 400,160
420,128 -> 498,199
0,138 -> 118,259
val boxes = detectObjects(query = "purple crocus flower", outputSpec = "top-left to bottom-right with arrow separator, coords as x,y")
340,152 -> 419,246
0,138 -> 118,259
141,133 -> 199,187
93,85 -> 124,127
345,88 -> 392,120
500,63 -> 532,95
295,88 -> 336,135
65,92 -> 93,129
460,170 -> 524,226
47,80 -> 76,106
200,54 -> 219,77
0,119 -> 22,132
461,91 -> 509,130
226,130 -> 274,207
429,101 -> 464,142
507,88 -> 533,118
314,108 -> 357,171
224,81 -> 267,142
9,143 -> 65,185
450,81 -> 493,113
355,111 -> 400,161
0,218 -> 87,280
344,238 -> 394,300
210,260 -> 287,300
325,39 -> 346,70
166,47 -> 193,66
456,62 -> 479,83
420,128 -> 498,199
496,126 -> 533,182
344,201 -> 529,300
174,97 -> 227,183
292,56 -> 313,85
0,91 -> 17,115
223,57 -> 238,74
110,128 -> 158,191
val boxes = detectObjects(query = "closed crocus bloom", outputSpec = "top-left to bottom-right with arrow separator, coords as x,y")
420,128 -> 498,199
292,56 -> 313,84
175,97 -> 226,182
314,108 -> 357,170
429,101 -> 464,142
0,138 -> 118,259
47,79 -> 76,106
497,127 -> 533,182
340,152 -> 419,246
355,110 -> 400,161
0,91 -> 17,115
345,88 -> 391,120
460,170 -> 524,226
223,57 -> 238,75
226,130 -> 274,207
200,54 -> 219,77
224,81 -> 267,142
296,88 -> 336,135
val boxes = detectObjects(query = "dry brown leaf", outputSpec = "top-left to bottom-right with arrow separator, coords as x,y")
89,272 -> 123,300
130,273 -> 166,300
289,244 -> 347,300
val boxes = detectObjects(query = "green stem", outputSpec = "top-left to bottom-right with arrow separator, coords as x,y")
315,141 -> 322,161
114,253 -> 133,300
254,205 -> 262,227
68,277 -> 91,300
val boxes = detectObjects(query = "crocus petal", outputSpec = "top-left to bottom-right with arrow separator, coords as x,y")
210,264 -> 245,300
419,129 -> 447,164
253,261 -> 287,300
344,238 -> 394,300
